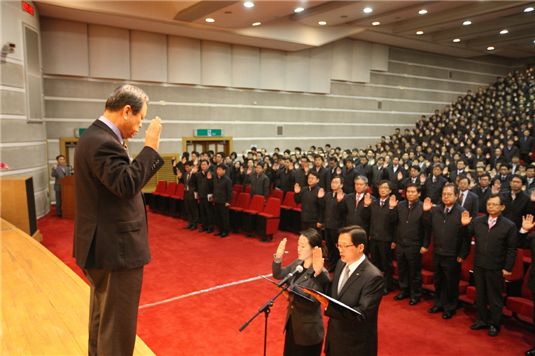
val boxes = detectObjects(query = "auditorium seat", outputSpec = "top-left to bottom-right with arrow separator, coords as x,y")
269,188 -> 284,202
242,195 -> 266,235
169,183 -> 185,217
506,266 -> 533,324
291,203 -> 302,233
157,182 -> 177,214
230,192 -> 251,232
280,191 -> 296,232
149,180 -> 167,211
231,190 -> 238,206
256,197 -> 281,242
244,185 -> 251,194
233,184 -> 243,193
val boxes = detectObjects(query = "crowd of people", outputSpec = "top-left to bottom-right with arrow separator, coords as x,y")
167,66 -> 535,355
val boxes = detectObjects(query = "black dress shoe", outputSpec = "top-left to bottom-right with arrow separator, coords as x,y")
383,288 -> 390,295
220,232 -> 228,238
189,225 -> 197,230
214,232 -> 222,236
409,298 -> 420,305
488,325 -> 499,337
525,346 -> 535,356
470,321 -> 489,330
206,228 -> 214,233
184,224 -> 192,229
428,306 -> 443,314
442,311 -> 455,319
394,293 -> 409,301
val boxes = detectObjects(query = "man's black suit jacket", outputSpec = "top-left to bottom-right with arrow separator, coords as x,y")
74,119 -> 163,270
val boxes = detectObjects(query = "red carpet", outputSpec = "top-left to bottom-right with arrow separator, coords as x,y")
39,208 -> 533,355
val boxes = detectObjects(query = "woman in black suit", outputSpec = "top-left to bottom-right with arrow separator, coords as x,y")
272,228 -> 327,356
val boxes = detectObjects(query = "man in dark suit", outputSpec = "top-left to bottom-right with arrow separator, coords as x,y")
51,154 -> 72,217
294,157 -> 310,188
363,180 -> 398,293
458,176 -> 480,218
178,160 -> 198,230
422,183 -> 471,319
392,183 -> 428,305
312,154 -> 329,190
519,215 -> 535,355
342,176 -> 372,234
213,164 -> 232,237
471,173 -> 492,214
503,174 -> 535,229
449,160 -> 467,183
519,129 -> 534,164
386,157 -> 406,197
319,175 -> 345,272
371,156 -> 386,195
276,158 -> 296,193
342,159 -> 357,194
249,162 -> 270,199
74,85 -> 163,355
312,225 -> 384,356
196,159 -> 214,233
526,165 -> 535,192
464,194 -> 518,337
294,171 -> 322,230
424,164 -> 447,204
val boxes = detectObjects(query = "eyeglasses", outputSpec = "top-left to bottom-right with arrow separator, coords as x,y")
336,243 -> 355,250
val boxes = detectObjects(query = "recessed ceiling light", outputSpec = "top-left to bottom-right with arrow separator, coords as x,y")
318,21 -> 327,26
243,1 -> 254,8
524,6 -> 534,12
205,18 -> 215,23
252,22 -> 261,26
462,20 -> 472,26
416,30 -> 424,35
372,21 -> 381,26
487,46 -> 495,51
499,29 -> 509,35
419,9 -> 428,15
532,39 -> 535,44
453,38 -> 461,43
294,7 -> 304,13
363,7 -> 373,14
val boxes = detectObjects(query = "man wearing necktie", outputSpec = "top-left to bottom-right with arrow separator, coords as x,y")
312,226 -> 384,356
319,175 -> 345,272
422,183 -> 471,319
343,176 -> 372,237
458,176 -> 479,218
179,160 -> 199,230
51,154 -> 72,217
463,194 -> 523,337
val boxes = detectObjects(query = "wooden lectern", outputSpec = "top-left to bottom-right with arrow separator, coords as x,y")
60,175 -> 75,219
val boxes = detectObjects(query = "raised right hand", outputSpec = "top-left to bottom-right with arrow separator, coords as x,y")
275,238 -> 287,259
423,197 -> 433,212
144,116 -> 162,151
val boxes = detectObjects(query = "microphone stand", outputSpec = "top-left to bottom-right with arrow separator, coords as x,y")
239,282 -> 291,356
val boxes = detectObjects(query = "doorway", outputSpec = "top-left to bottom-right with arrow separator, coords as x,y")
182,137 -> 233,156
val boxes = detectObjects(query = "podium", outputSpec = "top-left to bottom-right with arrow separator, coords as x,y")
60,175 -> 75,219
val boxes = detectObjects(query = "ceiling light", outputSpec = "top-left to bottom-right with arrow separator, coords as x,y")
532,39 -> 535,44
416,30 -> 424,35
205,18 -> 215,23
524,6 -> 534,12
487,46 -> 495,51
372,21 -> 381,26
418,9 -> 428,15
252,22 -> 261,26
243,1 -> 254,8
363,7 -> 373,14
453,38 -> 461,43
294,7 -> 304,13
318,21 -> 327,26
500,29 -> 509,35
463,20 -> 472,26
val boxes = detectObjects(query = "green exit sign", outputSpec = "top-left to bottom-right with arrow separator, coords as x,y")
195,129 -> 222,137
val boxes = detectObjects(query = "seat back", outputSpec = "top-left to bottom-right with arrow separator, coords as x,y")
233,184 -> 243,193
505,249 -> 525,282
247,195 -> 265,212
461,243 -> 474,281
231,191 -> 238,206
281,191 -> 296,208
263,197 -> 281,217
174,183 -> 185,199
522,265 -> 533,299
244,185 -> 252,194
165,182 -> 177,195
236,192 -> 251,209
269,189 -> 284,201
154,180 -> 167,193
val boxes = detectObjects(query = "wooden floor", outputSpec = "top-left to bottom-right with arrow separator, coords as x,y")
1,219 -> 154,355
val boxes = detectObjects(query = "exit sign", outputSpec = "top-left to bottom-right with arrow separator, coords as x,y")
195,129 -> 222,137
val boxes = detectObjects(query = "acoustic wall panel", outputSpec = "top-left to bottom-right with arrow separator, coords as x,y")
231,45 -> 260,89
371,44 -> 389,72
285,49 -> 309,92
168,36 -> 201,84
309,45 -> 332,93
351,41 -> 372,83
130,30 -> 167,82
259,49 -> 285,90
88,25 -> 130,79
41,19 -> 88,76
201,41 -> 232,87
330,39 -> 353,81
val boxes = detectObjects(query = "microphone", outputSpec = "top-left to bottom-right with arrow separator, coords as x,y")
277,265 -> 304,287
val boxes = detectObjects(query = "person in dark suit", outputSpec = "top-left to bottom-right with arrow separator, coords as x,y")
464,194 -> 518,337
342,159 -> 357,194
363,180 -> 398,293
526,165 -> 535,192
422,183 -> 471,319
319,175 -> 346,272
449,160 -> 467,183
294,172 -> 322,230
400,165 -> 423,191
178,160 -> 198,230
424,164 -> 447,204
519,215 -> 535,355
276,158 -> 296,193
213,164 -> 232,238
471,173 -> 492,214
294,157 -> 310,188
392,183 -> 429,305
312,154 -> 329,190
386,157 -> 406,197
311,225 -> 384,356
51,154 -> 72,217
196,159 -> 214,233
371,156 -> 387,196
272,230 -> 329,356
73,85 -> 163,355
519,129 -> 534,164
503,174 -> 535,229
342,175 -> 372,234
249,162 -> 270,199
458,176 -> 480,218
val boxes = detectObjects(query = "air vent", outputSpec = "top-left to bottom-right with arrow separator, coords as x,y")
277,126 -> 283,136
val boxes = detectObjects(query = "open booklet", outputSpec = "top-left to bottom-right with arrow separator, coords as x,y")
301,287 -> 363,316
260,275 -> 315,303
